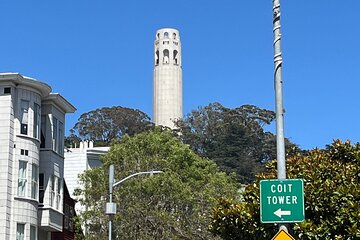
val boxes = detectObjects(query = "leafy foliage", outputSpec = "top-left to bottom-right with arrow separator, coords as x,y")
69,106 -> 153,146
209,140 -> 360,239
75,129 -> 239,240
64,129 -> 82,148
175,102 -> 299,183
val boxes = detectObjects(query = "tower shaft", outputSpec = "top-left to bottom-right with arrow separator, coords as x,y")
153,28 -> 182,129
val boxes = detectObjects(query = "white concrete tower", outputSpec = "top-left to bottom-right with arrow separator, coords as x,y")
153,28 -> 182,129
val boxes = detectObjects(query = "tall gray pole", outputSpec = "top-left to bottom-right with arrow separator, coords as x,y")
273,0 -> 288,233
108,165 -> 114,240
273,0 -> 286,180
106,165 -> 162,239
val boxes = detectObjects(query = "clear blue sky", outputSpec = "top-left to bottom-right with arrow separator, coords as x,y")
1,1 -> 359,150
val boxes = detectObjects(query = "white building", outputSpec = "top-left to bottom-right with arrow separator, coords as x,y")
63,141 -> 109,236
153,28 -> 183,129
0,73 -> 76,240
64,141 -> 109,213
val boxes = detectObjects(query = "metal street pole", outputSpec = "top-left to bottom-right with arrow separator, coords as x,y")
272,0 -> 288,233
106,164 -> 163,240
273,0 -> 286,180
108,165 -> 115,240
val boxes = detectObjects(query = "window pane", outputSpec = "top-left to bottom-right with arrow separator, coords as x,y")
57,178 -> 61,194
16,223 -> 25,240
4,87 -> 11,94
39,173 -> 44,188
64,204 -> 70,230
30,225 -> 37,240
40,115 -> 46,148
51,175 -> 55,191
56,178 -> 61,209
59,121 -> 64,155
50,175 -> 55,207
52,117 -> 58,152
18,161 -> 27,197
21,100 -> 29,124
39,173 -> 44,204
31,164 -> 38,199
33,103 -> 41,139
20,100 -> 29,135
69,206 -> 74,231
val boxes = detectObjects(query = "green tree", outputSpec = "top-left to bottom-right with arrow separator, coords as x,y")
209,140 -> 360,239
70,106 -> 153,146
64,129 -> 82,148
175,102 -> 299,183
75,129 -> 239,240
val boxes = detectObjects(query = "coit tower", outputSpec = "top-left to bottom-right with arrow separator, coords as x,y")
153,28 -> 182,129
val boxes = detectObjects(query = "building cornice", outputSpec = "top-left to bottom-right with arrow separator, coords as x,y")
42,93 -> 76,113
0,72 -> 76,113
0,72 -> 52,97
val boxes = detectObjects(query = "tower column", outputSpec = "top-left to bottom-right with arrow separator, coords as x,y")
153,28 -> 183,129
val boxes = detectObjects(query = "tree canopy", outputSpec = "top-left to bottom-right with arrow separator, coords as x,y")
209,140 -> 360,239
175,102 -> 299,183
75,129 -> 239,240
68,106 -> 153,146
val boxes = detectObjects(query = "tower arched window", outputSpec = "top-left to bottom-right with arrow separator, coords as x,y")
173,50 -> 178,65
163,49 -> 169,64
164,32 -> 169,38
173,33 -> 176,39
155,50 -> 159,66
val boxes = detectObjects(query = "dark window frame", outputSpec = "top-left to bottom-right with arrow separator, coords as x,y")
4,87 -> 11,94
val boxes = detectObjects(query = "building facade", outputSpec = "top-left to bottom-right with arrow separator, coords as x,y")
153,28 -> 183,129
64,141 -> 109,236
64,141 -> 109,213
0,73 -> 76,240
51,181 -> 78,240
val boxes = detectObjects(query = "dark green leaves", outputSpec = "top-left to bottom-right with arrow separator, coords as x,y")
209,140 -> 360,239
175,102 -> 299,183
70,106 -> 153,146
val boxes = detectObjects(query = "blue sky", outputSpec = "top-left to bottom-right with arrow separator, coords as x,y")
1,1 -> 359,150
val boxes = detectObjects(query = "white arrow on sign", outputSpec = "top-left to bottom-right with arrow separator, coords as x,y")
274,208 -> 291,218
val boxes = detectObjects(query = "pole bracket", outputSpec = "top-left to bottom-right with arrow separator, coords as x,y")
106,202 -> 117,215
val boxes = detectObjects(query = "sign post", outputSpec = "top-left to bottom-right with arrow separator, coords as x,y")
260,179 -> 304,223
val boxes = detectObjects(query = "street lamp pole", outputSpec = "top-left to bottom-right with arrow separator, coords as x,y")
273,0 -> 286,180
105,164 -> 163,240
107,165 -> 115,240
272,0 -> 288,233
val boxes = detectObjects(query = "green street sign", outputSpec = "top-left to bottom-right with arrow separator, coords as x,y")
260,179 -> 305,223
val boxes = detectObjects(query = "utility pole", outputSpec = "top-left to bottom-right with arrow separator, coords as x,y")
272,0 -> 288,232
